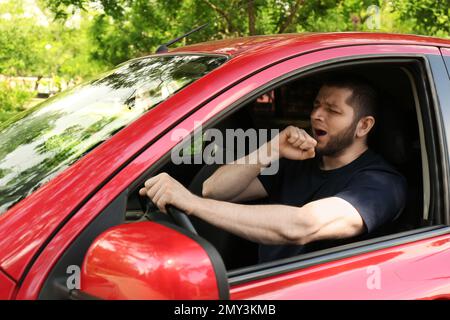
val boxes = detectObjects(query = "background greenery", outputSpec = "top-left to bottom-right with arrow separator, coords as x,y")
1,0 -> 449,123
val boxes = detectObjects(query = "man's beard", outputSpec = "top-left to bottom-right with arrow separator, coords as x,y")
315,120 -> 358,157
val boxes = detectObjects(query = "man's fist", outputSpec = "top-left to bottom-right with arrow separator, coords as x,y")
139,172 -> 197,214
272,126 -> 317,161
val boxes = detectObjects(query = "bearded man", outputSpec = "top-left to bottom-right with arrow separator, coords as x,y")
140,75 -> 407,263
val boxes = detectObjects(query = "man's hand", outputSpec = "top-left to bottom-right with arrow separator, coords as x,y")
271,126 -> 317,161
139,172 -> 198,214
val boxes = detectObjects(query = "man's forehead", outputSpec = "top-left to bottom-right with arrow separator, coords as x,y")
317,85 -> 353,102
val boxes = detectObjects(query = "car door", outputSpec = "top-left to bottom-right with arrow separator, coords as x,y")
226,46 -> 450,300
18,43 -> 450,300
0,270 -> 15,299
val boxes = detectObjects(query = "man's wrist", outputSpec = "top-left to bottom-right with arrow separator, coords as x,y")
186,194 -> 203,216
256,141 -> 280,167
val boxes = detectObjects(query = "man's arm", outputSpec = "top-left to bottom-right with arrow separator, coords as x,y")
202,156 -> 269,202
140,173 -> 364,245
188,196 -> 365,245
202,126 -> 317,202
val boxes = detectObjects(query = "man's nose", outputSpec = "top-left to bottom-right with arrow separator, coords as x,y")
311,106 -> 324,121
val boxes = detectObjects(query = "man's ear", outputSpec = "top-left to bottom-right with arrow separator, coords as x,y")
356,116 -> 375,138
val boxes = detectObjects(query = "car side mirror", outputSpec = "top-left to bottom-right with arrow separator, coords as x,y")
78,221 -> 229,300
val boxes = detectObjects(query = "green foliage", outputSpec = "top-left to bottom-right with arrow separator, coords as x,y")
1,0 -> 449,81
0,0 -> 107,78
42,0 -> 449,68
0,82 -> 35,124
392,0 -> 450,37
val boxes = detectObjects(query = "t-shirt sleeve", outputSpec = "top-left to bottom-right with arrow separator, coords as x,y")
335,169 -> 407,233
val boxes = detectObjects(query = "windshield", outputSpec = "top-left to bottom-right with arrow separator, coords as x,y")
0,54 -> 227,215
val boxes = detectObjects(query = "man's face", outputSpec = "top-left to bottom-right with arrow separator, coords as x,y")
310,85 -> 359,157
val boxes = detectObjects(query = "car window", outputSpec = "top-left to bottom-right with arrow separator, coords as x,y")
0,54 -> 227,215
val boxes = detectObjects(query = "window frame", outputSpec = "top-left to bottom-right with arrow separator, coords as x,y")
183,55 -> 447,283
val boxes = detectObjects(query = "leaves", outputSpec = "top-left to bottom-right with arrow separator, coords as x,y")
1,0 -> 449,78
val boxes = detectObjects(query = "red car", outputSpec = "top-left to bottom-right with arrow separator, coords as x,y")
1,33 -> 450,300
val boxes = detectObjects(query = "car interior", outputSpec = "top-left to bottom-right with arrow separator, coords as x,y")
123,60 -> 433,272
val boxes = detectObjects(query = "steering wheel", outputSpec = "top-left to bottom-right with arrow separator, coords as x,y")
139,196 -> 198,235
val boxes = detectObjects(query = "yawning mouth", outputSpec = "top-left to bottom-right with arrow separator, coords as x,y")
314,129 -> 327,137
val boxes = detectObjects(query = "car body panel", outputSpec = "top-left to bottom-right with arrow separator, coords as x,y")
229,232 -> 450,300
0,270 -> 16,299
15,43 -> 443,298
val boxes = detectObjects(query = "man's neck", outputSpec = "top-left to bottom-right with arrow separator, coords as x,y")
320,143 -> 368,171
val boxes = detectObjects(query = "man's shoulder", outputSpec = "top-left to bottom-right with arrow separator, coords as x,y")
353,149 -> 407,186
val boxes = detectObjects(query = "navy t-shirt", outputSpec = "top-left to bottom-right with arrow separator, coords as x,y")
257,148 -> 407,263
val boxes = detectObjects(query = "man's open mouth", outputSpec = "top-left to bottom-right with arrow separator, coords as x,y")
314,129 -> 327,137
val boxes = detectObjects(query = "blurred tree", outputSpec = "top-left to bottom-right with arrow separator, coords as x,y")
0,0 -> 106,78
43,0 -> 448,67
392,0 -> 449,37
3,0 -> 448,70
0,1 -> 49,76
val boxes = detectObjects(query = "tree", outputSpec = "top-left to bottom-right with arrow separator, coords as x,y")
34,0 -> 450,67
0,0 -> 106,78
44,0 -> 341,66
392,0 -> 449,37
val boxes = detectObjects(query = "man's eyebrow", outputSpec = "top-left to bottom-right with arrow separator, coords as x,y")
314,99 -> 339,109
321,99 -> 339,108
328,102 -> 339,108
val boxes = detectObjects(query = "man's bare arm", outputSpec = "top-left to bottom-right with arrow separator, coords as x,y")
141,173 -> 364,245
188,196 -> 365,245
202,156 -> 269,202
202,126 -> 317,202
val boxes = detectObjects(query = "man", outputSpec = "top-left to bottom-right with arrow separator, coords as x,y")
139,75 -> 407,263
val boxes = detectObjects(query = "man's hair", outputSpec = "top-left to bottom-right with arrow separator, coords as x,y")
322,74 -> 378,122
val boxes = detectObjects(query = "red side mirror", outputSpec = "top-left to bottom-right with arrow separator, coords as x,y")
80,221 -> 229,300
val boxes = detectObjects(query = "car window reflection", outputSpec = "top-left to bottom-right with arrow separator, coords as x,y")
0,54 -> 227,215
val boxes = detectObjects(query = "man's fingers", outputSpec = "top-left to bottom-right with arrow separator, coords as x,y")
146,182 -> 163,201
287,132 -> 299,143
139,188 -> 147,196
144,176 -> 158,189
155,196 -> 168,214
285,127 -> 301,145
300,137 -> 317,151
152,187 -> 166,208
304,148 -> 315,158
292,137 -> 305,148
290,129 -> 316,150
143,172 -> 172,196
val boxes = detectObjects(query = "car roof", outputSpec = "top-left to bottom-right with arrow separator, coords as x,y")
169,32 -> 450,58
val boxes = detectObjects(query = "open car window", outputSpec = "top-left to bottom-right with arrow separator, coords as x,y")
135,59 -> 433,273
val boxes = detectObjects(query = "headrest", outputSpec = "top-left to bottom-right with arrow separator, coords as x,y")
368,95 -> 411,166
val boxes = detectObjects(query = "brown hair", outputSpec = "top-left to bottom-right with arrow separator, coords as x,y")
322,73 -> 378,122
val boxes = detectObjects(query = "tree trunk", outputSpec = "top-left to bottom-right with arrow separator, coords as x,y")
248,0 -> 256,35
278,0 -> 304,34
